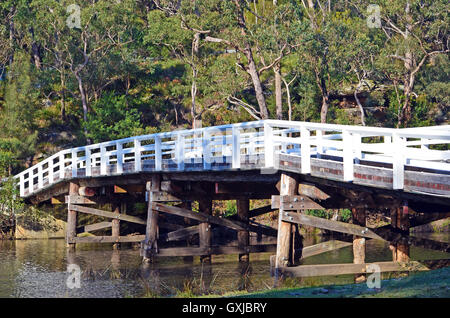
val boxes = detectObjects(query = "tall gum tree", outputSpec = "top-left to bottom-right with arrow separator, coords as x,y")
371,0 -> 449,127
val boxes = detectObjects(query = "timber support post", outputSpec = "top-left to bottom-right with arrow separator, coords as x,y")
275,173 -> 299,276
66,182 -> 80,250
352,208 -> 366,283
237,198 -> 250,262
199,198 -> 212,263
142,175 -> 161,263
112,203 -> 120,250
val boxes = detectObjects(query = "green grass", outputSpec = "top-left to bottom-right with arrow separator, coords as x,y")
225,267 -> 450,298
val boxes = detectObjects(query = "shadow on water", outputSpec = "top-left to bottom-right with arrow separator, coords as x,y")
0,233 -> 448,298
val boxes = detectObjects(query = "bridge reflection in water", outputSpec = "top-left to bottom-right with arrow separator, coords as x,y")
0,235 -> 448,297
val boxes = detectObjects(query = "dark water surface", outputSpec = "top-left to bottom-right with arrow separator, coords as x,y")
0,234 -> 448,298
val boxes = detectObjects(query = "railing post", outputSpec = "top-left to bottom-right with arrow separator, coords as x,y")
155,135 -> 162,171
342,130 -> 354,182
117,143 -> 123,174
300,126 -> 311,174
353,132 -> 362,164
203,129 -> 211,170
316,130 -> 324,158
134,139 -> 142,172
71,150 -> 78,178
48,158 -> 54,184
420,138 -> 430,150
29,169 -> 34,193
264,122 -> 274,168
19,174 -> 25,197
37,164 -> 43,189
392,133 -> 405,190
100,146 -> 107,175
176,132 -> 185,171
59,153 -> 65,180
281,130 -> 287,153
232,126 -> 241,169
85,148 -> 92,177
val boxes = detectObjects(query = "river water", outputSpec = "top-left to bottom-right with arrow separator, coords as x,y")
0,234 -> 448,298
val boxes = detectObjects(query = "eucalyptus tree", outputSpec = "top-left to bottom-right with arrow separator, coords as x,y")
29,0 -> 138,133
362,0 -> 449,127
252,1 -> 302,120
151,0 -> 278,119
0,51 -> 39,175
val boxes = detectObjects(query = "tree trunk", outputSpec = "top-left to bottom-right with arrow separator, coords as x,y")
75,73 -> 88,124
234,0 -> 269,119
274,63 -> 283,120
399,4 -> 414,127
282,76 -> 293,121
320,94 -> 329,123
74,71 -> 90,142
191,72 -> 197,129
31,42 -> 41,70
60,73 -> 66,120
245,48 -> 269,118
354,82 -> 366,126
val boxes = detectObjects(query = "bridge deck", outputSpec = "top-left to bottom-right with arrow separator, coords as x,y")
14,120 -> 450,202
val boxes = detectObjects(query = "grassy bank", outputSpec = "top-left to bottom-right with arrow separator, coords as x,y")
222,267 -> 450,298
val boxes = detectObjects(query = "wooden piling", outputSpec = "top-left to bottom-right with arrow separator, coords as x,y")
275,173 -> 298,271
112,203 -> 120,250
66,182 -> 80,250
143,175 -> 161,263
237,198 -> 250,262
352,208 -> 366,283
199,198 -> 212,263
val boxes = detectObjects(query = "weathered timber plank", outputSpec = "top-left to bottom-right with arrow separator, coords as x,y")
68,204 -> 146,225
77,221 -> 112,234
150,192 -> 184,202
410,213 -> 450,227
65,195 -> 97,205
271,195 -> 324,210
151,202 -> 247,231
159,225 -> 199,242
69,235 -> 146,244
298,183 -> 330,200
281,211 -> 384,240
301,240 -> 353,259
247,221 -> 278,237
249,205 -> 276,218
404,170 -> 450,196
353,165 -> 393,189
280,261 -> 431,277
156,244 -> 277,257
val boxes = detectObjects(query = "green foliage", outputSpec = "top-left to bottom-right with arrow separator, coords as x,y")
0,0 -> 447,177
0,178 -> 24,232
0,50 -> 39,175
305,209 -> 352,223
223,200 -> 237,218
84,93 -> 145,143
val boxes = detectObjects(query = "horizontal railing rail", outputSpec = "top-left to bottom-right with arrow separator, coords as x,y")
13,120 -> 450,198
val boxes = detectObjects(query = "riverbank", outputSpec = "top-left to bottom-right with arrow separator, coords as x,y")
222,267 -> 450,298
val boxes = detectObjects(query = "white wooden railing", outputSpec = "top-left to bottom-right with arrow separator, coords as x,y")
13,120 -> 450,198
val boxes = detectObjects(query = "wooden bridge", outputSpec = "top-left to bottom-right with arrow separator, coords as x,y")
14,120 -> 450,279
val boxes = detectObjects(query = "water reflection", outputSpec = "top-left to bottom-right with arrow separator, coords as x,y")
0,234 -> 448,298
